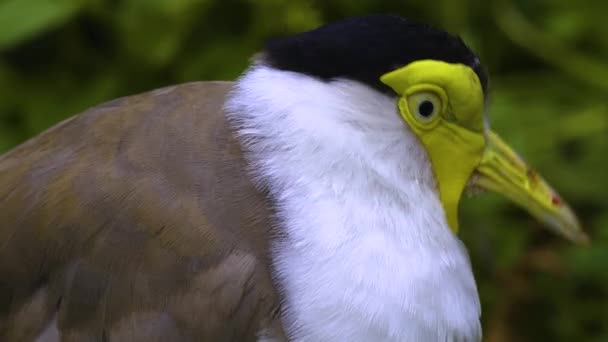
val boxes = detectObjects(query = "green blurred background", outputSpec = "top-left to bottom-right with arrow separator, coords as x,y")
0,0 -> 606,340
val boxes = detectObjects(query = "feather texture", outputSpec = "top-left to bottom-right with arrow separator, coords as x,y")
227,65 -> 482,341
0,82 -> 284,341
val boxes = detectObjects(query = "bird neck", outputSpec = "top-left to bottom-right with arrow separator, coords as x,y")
227,64 -> 454,239
226,65 -> 481,340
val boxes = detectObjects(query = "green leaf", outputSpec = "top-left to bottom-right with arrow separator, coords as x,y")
0,0 -> 87,50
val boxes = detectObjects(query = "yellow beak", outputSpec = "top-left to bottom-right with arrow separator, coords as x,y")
473,131 -> 589,244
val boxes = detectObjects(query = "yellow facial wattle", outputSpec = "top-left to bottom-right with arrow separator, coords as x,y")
381,60 -> 486,232
380,60 -> 586,243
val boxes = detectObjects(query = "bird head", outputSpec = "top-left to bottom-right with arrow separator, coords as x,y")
380,60 -> 586,243
253,14 -> 587,243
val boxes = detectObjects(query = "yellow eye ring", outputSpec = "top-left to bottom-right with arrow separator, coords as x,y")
407,91 -> 443,124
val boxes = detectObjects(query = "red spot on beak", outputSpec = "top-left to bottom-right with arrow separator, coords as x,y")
552,194 -> 561,206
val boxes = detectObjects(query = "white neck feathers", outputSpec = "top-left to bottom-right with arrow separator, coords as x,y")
225,65 -> 482,342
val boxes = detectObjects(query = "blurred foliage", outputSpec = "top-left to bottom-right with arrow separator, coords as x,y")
0,0 -> 607,341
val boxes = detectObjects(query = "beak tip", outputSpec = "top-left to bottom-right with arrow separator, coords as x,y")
562,209 -> 589,246
560,215 -> 589,245
572,231 -> 591,246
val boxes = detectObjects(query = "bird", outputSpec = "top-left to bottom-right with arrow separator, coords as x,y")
0,14 -> 587,342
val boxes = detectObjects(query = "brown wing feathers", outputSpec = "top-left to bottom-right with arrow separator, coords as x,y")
0,82 -> 283,341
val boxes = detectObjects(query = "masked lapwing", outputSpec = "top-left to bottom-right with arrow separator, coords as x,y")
0,14 -> 586,342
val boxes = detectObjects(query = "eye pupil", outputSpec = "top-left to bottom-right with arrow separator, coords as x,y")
418,100 -> 435,117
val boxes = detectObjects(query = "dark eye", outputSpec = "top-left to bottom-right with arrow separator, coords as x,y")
418,101 -> 435,118
407,91 -> 442,123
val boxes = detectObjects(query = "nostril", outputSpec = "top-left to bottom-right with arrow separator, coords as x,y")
551,194 -> 561,206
